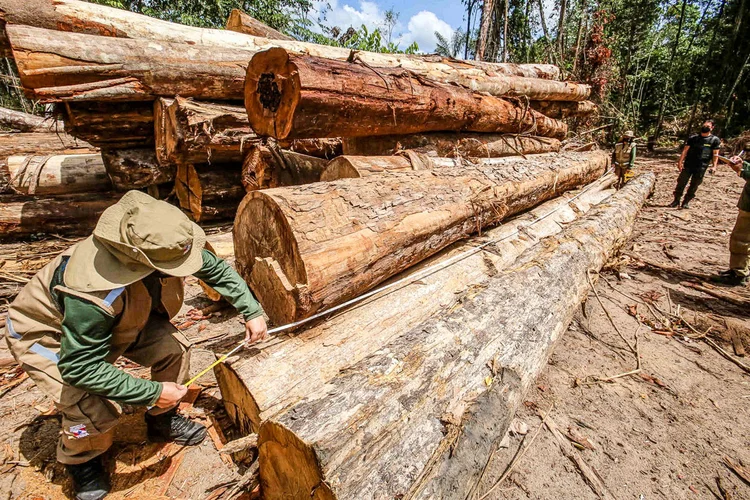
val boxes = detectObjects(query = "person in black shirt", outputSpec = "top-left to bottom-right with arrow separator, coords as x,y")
670,119 -> 721,209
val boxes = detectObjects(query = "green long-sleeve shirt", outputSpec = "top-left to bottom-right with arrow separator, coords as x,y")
56,249 -> 263,406
738,161 -> 750,212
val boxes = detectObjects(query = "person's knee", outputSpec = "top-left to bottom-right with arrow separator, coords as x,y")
57,395 -> 118,465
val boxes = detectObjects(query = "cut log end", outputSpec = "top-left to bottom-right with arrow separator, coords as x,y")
214,361 -> 263,433
245,47 -> 300,139
319,157 -> 362,181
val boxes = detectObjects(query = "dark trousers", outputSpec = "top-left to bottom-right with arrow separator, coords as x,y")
673,168 -> 707,204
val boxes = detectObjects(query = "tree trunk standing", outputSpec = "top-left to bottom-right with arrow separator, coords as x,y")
62,102 -> 154,148
557,0 -> 567,61
4,153 -> 110,195
233,151 -> 608,324
465,0 -> 476,59
0,132 -> 94,157
572,0 -> 587,76
175,163 -> 245,222
340,133 -> 561,157
254,174 -> 654,500
101,149 -> 174,191
0,107 -> 60,132
476,0 -> 496,61
537,0 -> 552,58
529,99 -> 597,118
216,174 -> 617,433
241,146 -> 328,191
225,9 -> 295,41
0,192 -> 122,240
503,0 -> 509,62
654,0 -> 688,140
244,49 -> 571,141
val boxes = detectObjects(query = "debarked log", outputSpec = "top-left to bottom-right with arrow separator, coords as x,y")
0,106 -> 61,132
3,153 -> 111,195
0,132 -> 94,157
0,192 -> 122,240
101,148 -> 175,191
340,133 -> 560,157
225,9 -> 294,41
216,173 -> 617,433
529,100 -> 598,119
241,145 -> 328,191
254,173 -> 655,500
245,48 -> 569,140
233,151 -> 609,324
175,163 -> 245,222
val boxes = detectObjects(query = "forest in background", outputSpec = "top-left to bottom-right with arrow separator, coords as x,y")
1,0 -> 748,143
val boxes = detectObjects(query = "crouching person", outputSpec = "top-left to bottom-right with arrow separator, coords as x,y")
3,191 -> 267,500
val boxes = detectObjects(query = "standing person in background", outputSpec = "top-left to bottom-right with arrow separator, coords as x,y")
717,154 -> 750,285
670,119 -> 721,209
612,130 -> 636,189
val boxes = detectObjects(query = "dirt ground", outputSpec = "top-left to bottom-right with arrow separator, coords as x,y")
0,151 -> 749,499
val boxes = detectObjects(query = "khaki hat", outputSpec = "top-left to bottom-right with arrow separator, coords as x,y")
622,130 -> 635,139
65,190 -> 206,292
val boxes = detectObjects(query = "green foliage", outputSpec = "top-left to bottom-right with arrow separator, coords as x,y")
435,29 -> 469,58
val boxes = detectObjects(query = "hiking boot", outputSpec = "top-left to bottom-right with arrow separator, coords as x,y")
66,457 -> 110,500
669,199 -> 680,208
681,201 -> 690,209
145,407 -> 207,446
712,270 -> 749,286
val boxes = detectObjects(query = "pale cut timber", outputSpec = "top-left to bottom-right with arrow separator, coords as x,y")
530,100 -> 598,119
216,173 -> 617,433
245,48 -> 569,140
233,151 -> 608,324
0,192 -> 122,240
255,174 -> 655,500
175,163 -> 245,222
101,149 -> 174,191
0,132 -> 94,157
320,153 -> 559,181
340,133 -> 561,158
0,106 -> 61,132
241,146 -> 328,191
0,0 -> 561,81
5,153 -> 110,195
62,102 -> 154,148
225,9 -> 294,40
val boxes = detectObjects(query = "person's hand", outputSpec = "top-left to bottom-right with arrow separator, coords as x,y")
730,155 -> 743,165
155,382 -> 188,408
244,316 -> 268,344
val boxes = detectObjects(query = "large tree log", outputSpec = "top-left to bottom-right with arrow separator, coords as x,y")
175,164 -> 245,222
0,107 -> 61,132
225,9 -> 294,41
0,132 -> 94,157
340,133 -> 561,158
241,146 -> 328,191
254,173 -> 654,500
245,49 -> 570,140
530,100 -> 598,119
216,174 -> 616,433
3,153 -> 110,195
233,151 -> 608,324
62,102 -> 154,148
0,0 -> 560,81
101,149 -> 175,191
0,192 -> 121,240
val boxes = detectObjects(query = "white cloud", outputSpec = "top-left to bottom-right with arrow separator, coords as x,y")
397,11 -> 453,53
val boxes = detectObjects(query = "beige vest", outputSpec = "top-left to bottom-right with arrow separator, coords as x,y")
4,249 -> 183,405
614,142 -> 635,165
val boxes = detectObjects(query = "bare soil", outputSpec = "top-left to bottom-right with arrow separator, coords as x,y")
0,152 -> 748,499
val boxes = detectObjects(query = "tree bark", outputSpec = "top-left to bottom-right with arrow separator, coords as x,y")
3,153 -> 110,195
62,102 -> 154,148
245,49 -> 571,141
233,151 -> 608,324
241,146 -> 328,191
101,149 -> 175,191
225,9 -> 294,41
175,163 -> 245,222
530,99 -> 597,119
340,133 -> 561,157
286,138 -> 343,159
475,0 -> 496,61
0,0 -> 561,80
0,132 -> 94,157
216,173 -> 617,433
0,107 -> 61,132
251,173 -> 653,500
0,192 -> 121,240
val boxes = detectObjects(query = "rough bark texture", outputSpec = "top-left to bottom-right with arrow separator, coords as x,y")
253,173 -> 654,500
286,138 -> 342,159
155,97 -> 259,166
216,174 -> 616,433
101,149 -> 174,191
0,192 -> 121,240
233,151 -> 608,324
241,145 -> 328,191
245,49 -> 570,140
225,9 -> 294,40
62,102 -> 154,148
175,163 -> 245,222
4,153 -> 110,195
340,133 -> 560,157
0,132 -> 94,157
529,100 -> 598,119
0,107 -> 61,132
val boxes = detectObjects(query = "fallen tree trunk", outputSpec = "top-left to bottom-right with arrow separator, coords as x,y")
217,174 -> 616,433
529,100 -> 598,119
254,173 -> 654,500
101,149 -> 175,191
340,133 -> 561,157
0,0 -> 560,81
0,192 -> 121,240
245,49 -> 569,140
0,132 -> 94,157
0,107 -> 61,132
62,102 -> 154,148
233,151 -> 608,324
241,146 -> 328,191
225,9 -> 294,40
175,164 -> 245,222
3,153 -> 110,195
286,138 -> 342,159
